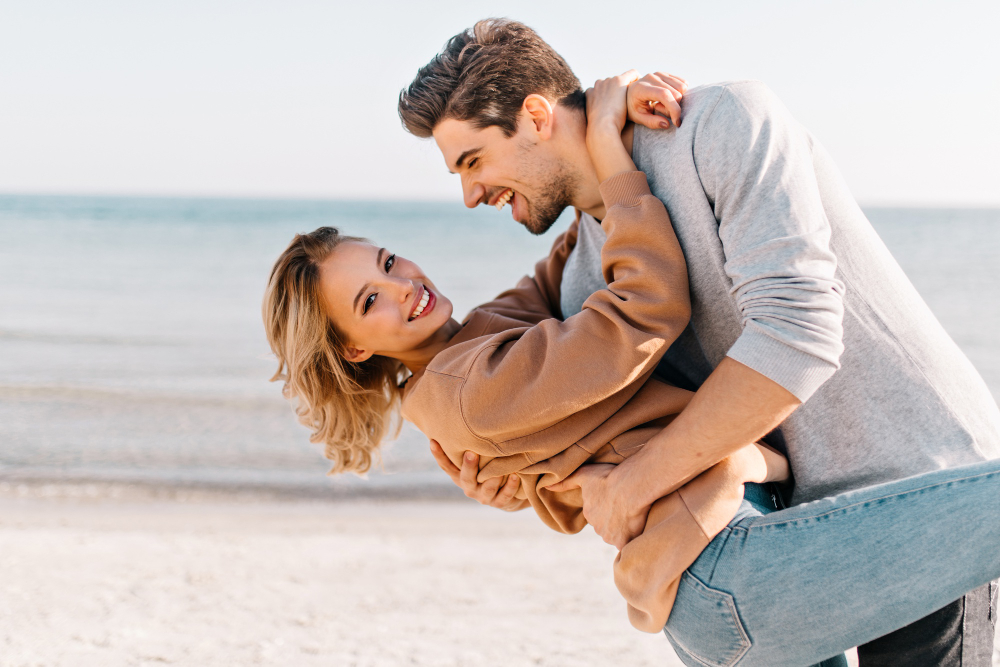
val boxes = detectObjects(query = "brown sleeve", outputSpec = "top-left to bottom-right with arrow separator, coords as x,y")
459,171 -> 691,461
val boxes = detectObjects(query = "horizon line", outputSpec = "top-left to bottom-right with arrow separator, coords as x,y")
1,190 -> 999,211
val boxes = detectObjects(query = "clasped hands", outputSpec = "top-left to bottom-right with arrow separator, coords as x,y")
586,70 -> 688,138
429,439 -> 649,550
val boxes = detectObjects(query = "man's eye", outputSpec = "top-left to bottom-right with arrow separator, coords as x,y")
468,158 -> 478,169
384,254 -> 396,272
363,293 -> 376,314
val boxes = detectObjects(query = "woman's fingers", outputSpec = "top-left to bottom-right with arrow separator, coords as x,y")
620,68 -> 640,85
652,87 -> 682,128
546,471 -> 580,493
653,71 -> 688,93
624,72 -> 687,130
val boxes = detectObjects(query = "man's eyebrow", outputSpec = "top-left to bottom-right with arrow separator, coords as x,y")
353,248 -> 386,313
450,147 -> 482,173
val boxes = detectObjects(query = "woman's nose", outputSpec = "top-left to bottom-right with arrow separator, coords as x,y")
396,278 -> 415,303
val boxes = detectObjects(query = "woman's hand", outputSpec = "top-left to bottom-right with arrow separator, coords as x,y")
586,70 -> 640,141
429,440 -> 527,511
548,463 -> 650,550
585,71 -> 688,183
626,72 -> 687,130
585,71 -> 641,183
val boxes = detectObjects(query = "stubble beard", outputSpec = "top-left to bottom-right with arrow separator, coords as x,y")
517,145 -> 579,236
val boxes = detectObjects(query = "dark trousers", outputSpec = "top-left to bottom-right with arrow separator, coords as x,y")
858,581 -> 997,666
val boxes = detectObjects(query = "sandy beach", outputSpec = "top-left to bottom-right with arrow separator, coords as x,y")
13,484 -> 1000,667
1,482 -> 689,667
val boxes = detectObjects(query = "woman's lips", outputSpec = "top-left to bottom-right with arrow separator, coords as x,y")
409,287 -> 436,321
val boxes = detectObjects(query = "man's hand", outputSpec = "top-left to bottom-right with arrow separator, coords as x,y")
626,72 -> 687,130
548,463 -> 650,550
429,440 -> 525,511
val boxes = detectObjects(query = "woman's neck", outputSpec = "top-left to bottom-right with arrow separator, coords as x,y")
398,317 -> 463,375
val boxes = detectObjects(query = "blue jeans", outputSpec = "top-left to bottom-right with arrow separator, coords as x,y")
662,459 -> 1000,667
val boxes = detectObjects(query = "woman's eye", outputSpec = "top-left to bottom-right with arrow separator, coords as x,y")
363,293 -> 376,314
384,254 -> 396,272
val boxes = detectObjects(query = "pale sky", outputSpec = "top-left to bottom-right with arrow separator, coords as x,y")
1,0 -> 998,206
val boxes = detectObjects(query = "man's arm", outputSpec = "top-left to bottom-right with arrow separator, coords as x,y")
576,82 -> 846,547
562,358 -> 799,547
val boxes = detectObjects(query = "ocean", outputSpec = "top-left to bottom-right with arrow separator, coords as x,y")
1,196 -> 998,497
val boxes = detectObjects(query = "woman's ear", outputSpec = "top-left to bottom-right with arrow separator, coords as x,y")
343,345 -> 374,363
522,94 -> 554,139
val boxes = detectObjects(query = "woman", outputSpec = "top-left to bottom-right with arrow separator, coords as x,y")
263,77 -> 1000,667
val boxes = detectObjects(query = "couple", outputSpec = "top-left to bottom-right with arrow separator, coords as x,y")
264,19 -> 1000,667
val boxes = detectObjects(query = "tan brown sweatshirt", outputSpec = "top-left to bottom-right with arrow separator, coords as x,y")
401,171 -> 764,632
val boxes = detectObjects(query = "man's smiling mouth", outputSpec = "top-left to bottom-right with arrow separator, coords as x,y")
494,188 -> 514,211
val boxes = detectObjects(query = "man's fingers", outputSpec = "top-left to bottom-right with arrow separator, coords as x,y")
477,474 -> 502,499
490,474 -> 520,508
429,440 -> 461,482
458,451 -> 479,494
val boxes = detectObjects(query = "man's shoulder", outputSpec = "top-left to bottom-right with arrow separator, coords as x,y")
683,80 -> 781,123
634,80 -> 789,165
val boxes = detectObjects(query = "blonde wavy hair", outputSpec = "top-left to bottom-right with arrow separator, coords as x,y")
262,227 -> 407,474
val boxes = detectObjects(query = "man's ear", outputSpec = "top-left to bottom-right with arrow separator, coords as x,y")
343,345 -> 374,363
522,94 -> 555,140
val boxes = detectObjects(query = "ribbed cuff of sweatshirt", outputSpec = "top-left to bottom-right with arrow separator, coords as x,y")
598,170 -> 650,209
726,327 -> 839,403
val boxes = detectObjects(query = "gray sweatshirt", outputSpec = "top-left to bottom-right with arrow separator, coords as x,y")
561,81 -> 1000,504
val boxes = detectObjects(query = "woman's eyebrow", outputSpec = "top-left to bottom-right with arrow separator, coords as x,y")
352,248 -> 386,313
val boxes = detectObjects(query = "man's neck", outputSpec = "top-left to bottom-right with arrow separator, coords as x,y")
575,123 -> 635,222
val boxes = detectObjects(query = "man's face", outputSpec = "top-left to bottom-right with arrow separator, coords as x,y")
433,116 -> 578,235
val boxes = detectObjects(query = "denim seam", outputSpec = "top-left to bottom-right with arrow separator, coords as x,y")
665,571 -> 752,667
960,590 -> 967,666
747,471 -> 1000,530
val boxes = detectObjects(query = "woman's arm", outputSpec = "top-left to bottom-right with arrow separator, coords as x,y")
421,78 -> 690,464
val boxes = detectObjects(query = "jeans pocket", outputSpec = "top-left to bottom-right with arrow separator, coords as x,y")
663,571 -> 751,667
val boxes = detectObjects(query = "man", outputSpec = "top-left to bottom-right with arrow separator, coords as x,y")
399,19 -> 1000,666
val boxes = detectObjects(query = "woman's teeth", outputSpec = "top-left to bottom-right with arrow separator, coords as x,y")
495,189 -> 514,211
410,289 -> 430,320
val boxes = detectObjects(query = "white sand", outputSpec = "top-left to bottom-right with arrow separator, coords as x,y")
0,488 -> 683,666
9,484 -> 999,666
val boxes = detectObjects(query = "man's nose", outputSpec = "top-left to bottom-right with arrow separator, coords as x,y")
461,174 -> 485,209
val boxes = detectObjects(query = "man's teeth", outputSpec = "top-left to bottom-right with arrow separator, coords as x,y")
494,189 -> 514,211
411,290 -> 430,319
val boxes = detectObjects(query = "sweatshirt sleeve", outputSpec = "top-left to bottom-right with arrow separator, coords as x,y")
456,171 -> 691,461
696,82 -> 846,402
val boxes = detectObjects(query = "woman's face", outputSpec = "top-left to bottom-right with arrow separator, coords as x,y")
318,241 -> 454,362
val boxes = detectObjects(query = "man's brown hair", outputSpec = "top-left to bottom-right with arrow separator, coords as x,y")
398,18 -> 585,139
